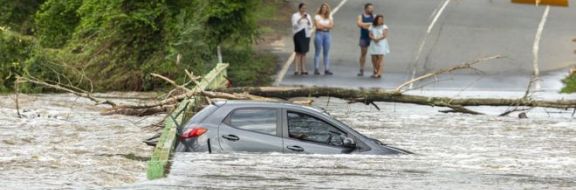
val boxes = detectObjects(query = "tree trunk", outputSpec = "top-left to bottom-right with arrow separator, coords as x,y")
215,87 -> 576,109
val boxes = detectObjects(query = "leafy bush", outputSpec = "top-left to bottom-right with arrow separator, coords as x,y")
561,74 -> 576,93
0,29 -> 70,92
0,30 -> 33,92
35,0 -> 82,48
0,0 -> 45,33
0,0 -> 276,92
224,47 -> 276,87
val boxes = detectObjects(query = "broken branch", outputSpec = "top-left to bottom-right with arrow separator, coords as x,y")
151,73 -> 192,93
17,75 -> 117,107
395,55 -> 504,93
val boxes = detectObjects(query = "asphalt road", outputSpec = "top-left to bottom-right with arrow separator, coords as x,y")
279,0 -> 576,91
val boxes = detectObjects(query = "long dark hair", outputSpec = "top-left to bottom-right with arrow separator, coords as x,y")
373,14 -> 384,26
299,3 -> 306,9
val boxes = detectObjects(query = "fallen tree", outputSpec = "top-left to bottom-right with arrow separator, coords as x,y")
212,86 -> 576,109
15,55 -> 576,117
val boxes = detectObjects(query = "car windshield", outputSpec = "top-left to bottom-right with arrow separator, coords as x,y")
319,109 -> 373,139
305,105 -> 374,140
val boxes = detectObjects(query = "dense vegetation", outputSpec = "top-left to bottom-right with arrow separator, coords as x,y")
0,0 -> 278,92
561,73 -> 576,93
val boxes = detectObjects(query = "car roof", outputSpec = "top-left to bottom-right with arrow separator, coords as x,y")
214,100 -> 326,113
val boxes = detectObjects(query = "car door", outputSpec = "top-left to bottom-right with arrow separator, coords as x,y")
218,108 -> 283,153
282,110 -> 351,154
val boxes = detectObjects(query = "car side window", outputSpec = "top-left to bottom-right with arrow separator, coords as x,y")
228,108 -> 277,135
287,111 -> 346,147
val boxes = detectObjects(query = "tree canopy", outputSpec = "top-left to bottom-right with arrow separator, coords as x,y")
0,0 -> 276,92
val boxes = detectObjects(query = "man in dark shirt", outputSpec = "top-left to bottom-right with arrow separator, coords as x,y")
356,3 -> 375,76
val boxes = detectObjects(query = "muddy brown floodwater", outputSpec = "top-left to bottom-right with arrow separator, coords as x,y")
122,96 -> 576,190
1,93 -> 575,189
0,93 -> 165,190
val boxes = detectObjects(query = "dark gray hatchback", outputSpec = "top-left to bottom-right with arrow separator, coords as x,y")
175,101 -> 412,155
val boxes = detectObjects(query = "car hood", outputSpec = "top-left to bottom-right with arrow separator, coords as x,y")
370,138 -> 414,154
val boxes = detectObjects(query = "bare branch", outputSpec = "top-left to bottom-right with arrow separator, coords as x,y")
439,105 -> 484,115
499,107 -> 533,117
17,75 -> 117,107
395,55 -> 504,93
184,69 -> 201,86
102,104 -> 176,116
151,73 -> 192,93
14,79 -> 22,118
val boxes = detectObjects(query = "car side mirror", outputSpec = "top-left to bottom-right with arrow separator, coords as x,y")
342,137 -> 356,148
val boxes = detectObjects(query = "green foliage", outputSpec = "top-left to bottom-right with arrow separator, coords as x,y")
203,0 -> 260,44
561,74 -> 576,93
0,29 -> 70,92
0,30 -> 33,92
35,0 -> 82,48
224,47 -> 276,87
70,0 -> 169,91
0,0 -> 45,33
0,0 -> 276,92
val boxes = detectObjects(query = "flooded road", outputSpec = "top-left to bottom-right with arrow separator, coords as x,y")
123,97 -> 576,189
0,93 -> 164,189
0,93 -> 574,189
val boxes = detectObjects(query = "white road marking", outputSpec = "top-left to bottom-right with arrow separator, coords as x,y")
409,0 -> 451,89
427,0 -> 451,34
529,5 -> 550,92
273,0 -> 349,86
331,0 -> 348,14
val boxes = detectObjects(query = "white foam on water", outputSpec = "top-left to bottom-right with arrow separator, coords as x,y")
121,96 -> 576,189
0,93 -> 164,190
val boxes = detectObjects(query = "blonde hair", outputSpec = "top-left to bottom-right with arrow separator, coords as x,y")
316,3 -> 331,19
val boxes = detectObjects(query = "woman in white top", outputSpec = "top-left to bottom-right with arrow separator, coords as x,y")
313,3 -> 334,75
368,14 -> 390,79
291,3 -> 313,75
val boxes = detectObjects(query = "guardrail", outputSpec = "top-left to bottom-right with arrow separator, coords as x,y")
147,63 -> 229,180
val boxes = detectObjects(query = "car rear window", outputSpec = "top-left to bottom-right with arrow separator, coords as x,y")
187,105 -> 219,124
228,108 -> 277,135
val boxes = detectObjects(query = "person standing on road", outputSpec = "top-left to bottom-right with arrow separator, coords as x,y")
368,14 -> 390,79
313,3 -> 334,75
292,3 -> 313,75
356,3 -> 374,77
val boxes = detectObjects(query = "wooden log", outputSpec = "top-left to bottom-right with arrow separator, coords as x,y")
101,105 -> 175,116
147,63 -> 230,180
216,87 -> 576,109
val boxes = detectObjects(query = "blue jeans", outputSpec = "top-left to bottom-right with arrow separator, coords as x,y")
314,31 -> 331,71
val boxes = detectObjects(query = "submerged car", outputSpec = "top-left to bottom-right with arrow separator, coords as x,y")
175,101 -> 412,155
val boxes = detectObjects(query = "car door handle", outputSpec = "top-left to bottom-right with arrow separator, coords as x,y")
221,134 -> 240,141
287,145 -> 304,152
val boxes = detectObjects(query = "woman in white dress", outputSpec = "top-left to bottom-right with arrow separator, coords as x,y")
368,14 -> 390,79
